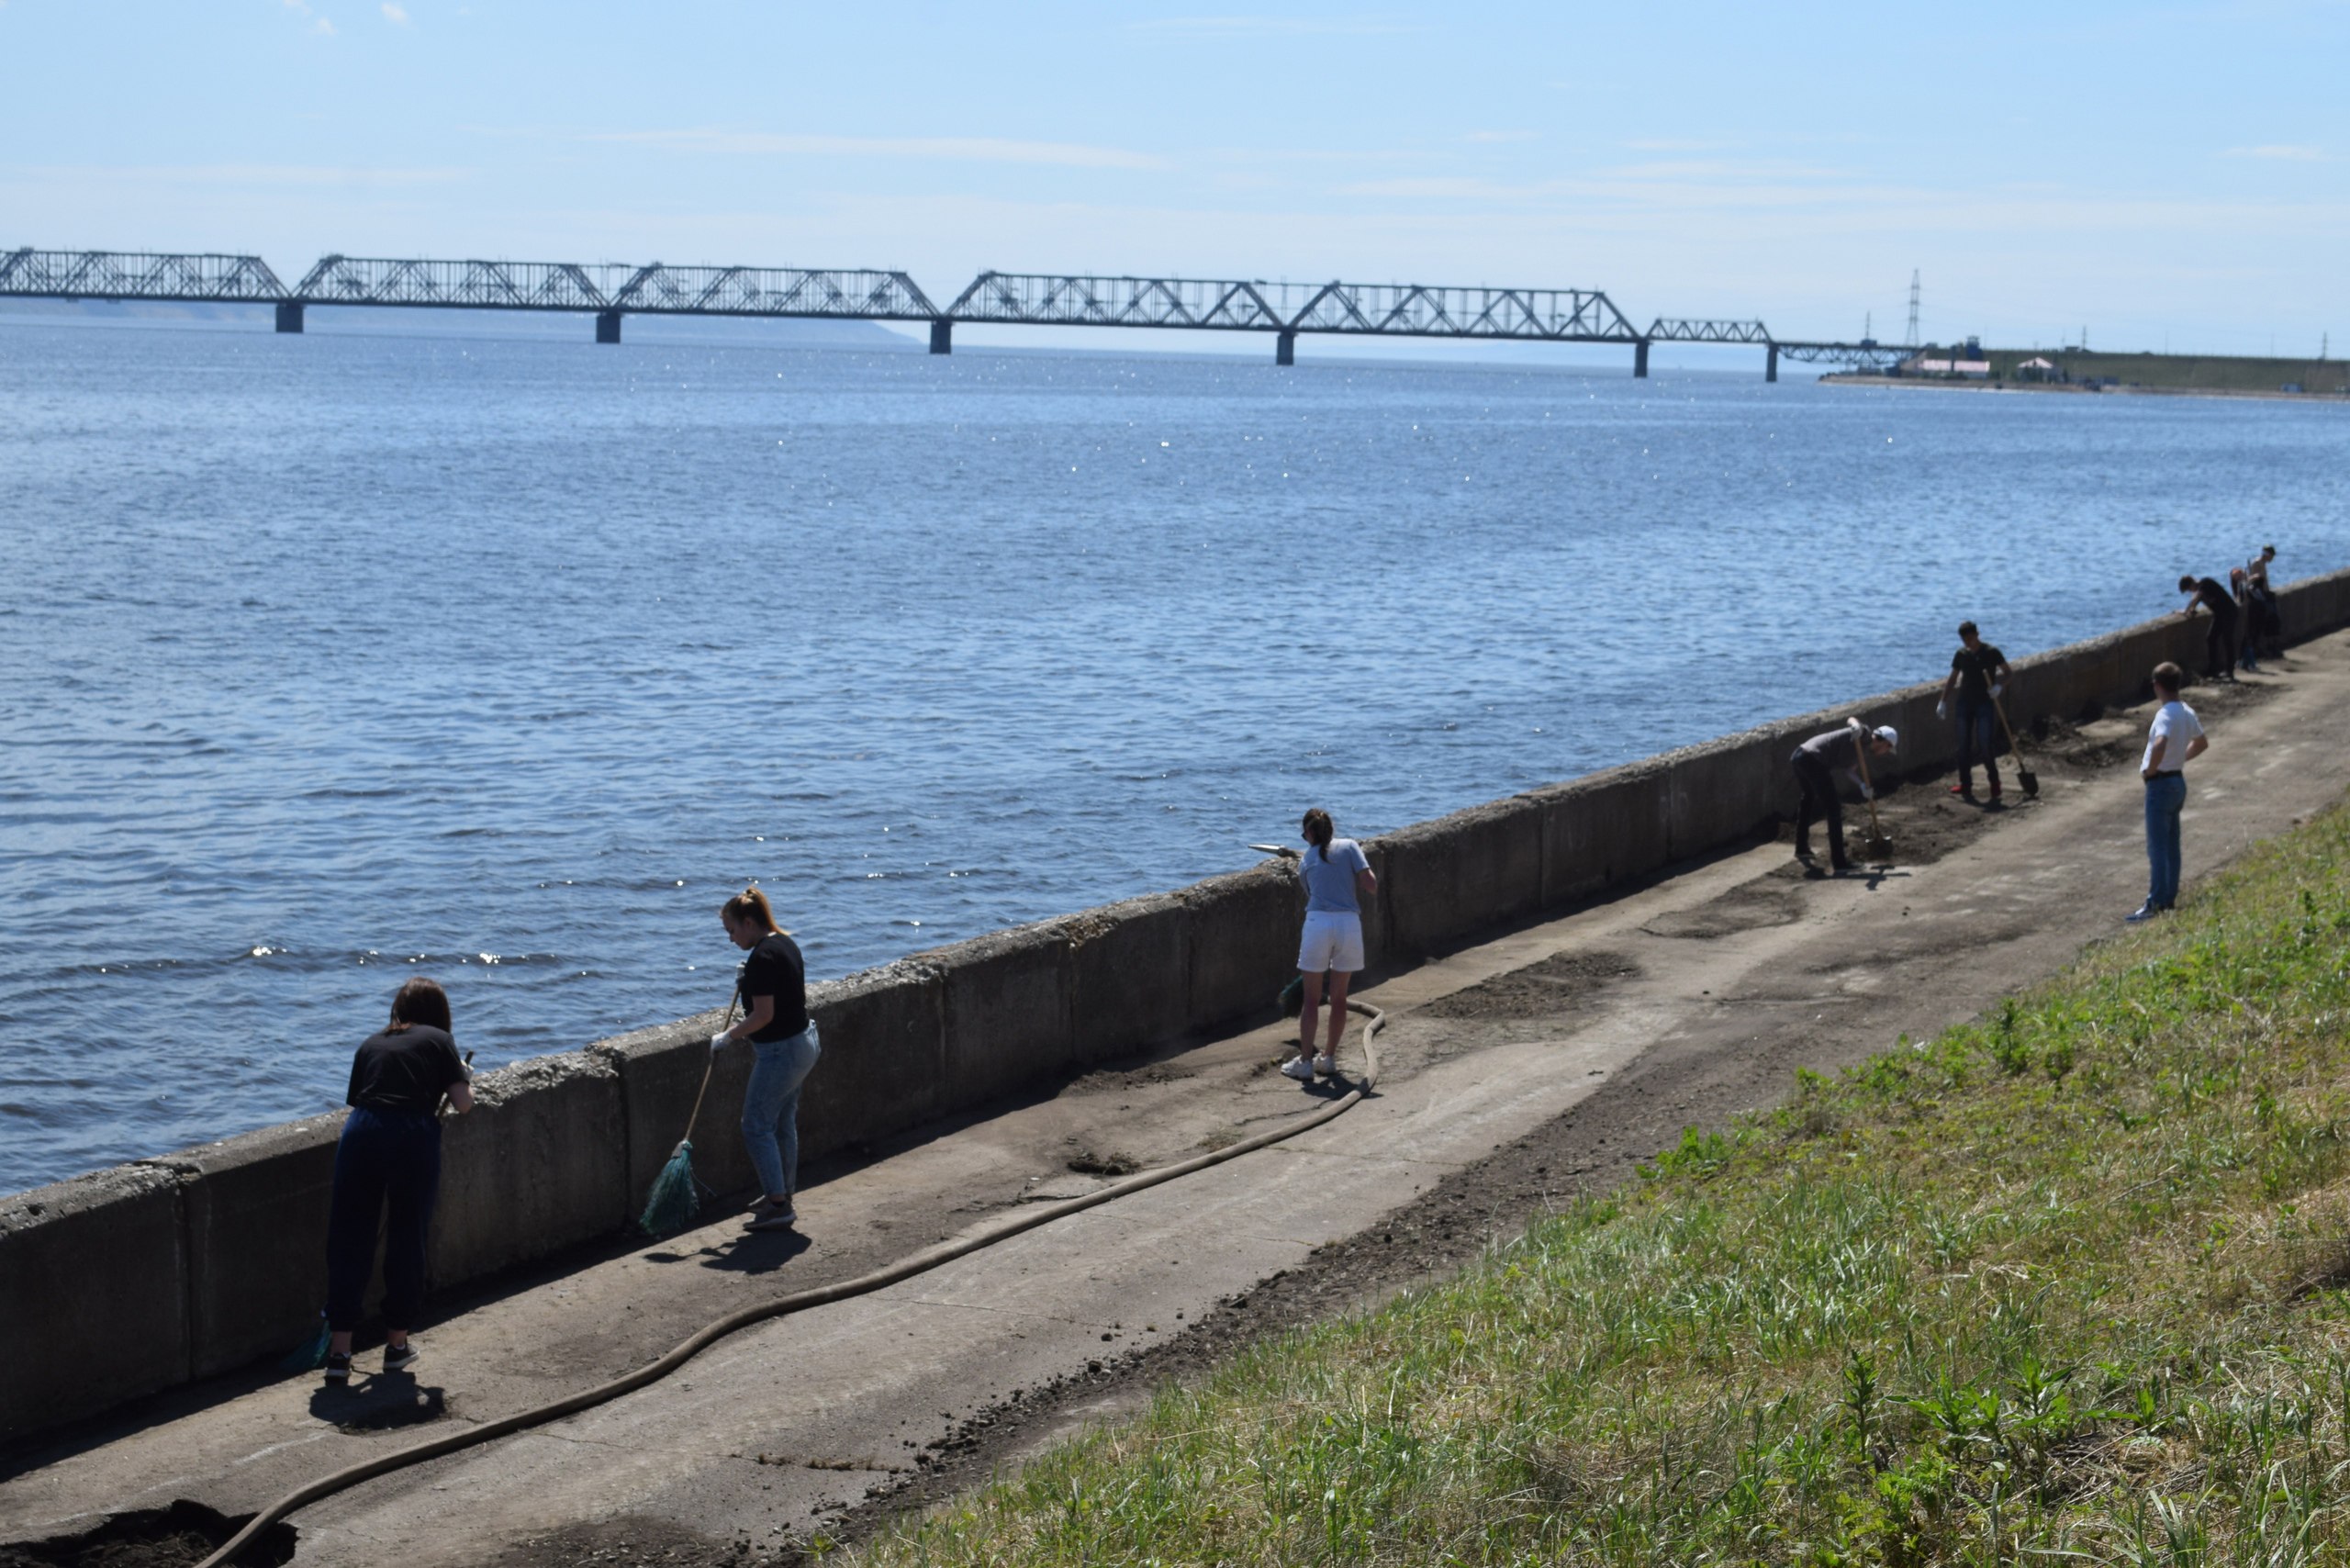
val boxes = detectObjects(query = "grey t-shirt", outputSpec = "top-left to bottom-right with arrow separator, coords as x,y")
1300,838 -> 1371,913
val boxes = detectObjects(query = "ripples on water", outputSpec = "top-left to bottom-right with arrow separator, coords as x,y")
4,316 -> 2345,1193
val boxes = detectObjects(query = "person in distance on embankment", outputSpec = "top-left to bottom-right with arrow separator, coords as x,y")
1937,621 -> 2011,804
321,976 -> 473,1385
718,886 -> 820,1232
2129,661 -> 2207,924
2178,573 -> 2241,683
1788,720 -> 1897,875
2246,544 -> 2282,659
1285,808 -> 1376,1083
2230,568 -> 2261,674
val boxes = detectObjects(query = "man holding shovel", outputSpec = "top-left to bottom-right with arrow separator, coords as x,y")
1790,720 -> 1898,873
1937,622 -> 2011,803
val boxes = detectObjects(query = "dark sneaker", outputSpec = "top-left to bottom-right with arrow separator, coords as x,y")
1830,858 -> 1854,874
323,1351 -> 352,1385
2125,902 -> 2161,924
747,1206 -> 798,1232
383,1341 -> 420,1374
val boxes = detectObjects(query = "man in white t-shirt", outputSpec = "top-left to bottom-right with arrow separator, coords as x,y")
2130,660 -> 2208,923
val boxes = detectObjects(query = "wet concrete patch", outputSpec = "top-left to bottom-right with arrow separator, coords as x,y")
1419,951 -> 1643,1020
0,1501 -> 294,1568
1068,1062 -> 1199,1095
312,1376 -> 450,1434
1642,883 -> 1802,939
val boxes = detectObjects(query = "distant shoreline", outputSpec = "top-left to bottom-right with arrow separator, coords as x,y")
1820,374 -> 2350,407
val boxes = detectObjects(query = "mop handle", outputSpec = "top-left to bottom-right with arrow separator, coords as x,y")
680,991 -> 741,1146
438,1050 -> 476,1121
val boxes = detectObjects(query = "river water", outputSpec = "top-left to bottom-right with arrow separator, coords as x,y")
5,316 -> 2345,1194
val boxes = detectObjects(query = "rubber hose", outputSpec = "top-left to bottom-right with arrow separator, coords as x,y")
196,1000 -> 1384,1568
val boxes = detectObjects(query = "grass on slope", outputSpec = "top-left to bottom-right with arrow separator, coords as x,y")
840,801 -> 2350,1566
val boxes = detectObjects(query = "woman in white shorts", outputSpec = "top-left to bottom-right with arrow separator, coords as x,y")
1286,807 -> 1377,1081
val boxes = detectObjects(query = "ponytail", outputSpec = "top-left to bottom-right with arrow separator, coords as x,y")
1301,807 -> 1336,863
721,885 -> 786,935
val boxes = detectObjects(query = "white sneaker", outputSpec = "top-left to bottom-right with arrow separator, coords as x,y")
1280,1054 -> 1315,1081
1314,1054 -> 1338,1077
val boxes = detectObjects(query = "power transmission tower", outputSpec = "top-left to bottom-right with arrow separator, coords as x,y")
1905,270 -> 1920,345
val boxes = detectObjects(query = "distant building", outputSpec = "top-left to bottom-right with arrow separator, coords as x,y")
1903,335 -> 1991,378
2015,356 -> 2059,383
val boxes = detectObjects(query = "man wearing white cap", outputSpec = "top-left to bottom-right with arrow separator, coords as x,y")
1790,719 -> 1898,873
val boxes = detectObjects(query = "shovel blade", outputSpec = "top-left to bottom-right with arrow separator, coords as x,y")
2019,767 -> 2040,799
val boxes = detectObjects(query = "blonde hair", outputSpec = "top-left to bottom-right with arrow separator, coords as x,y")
721,885 -> 786,935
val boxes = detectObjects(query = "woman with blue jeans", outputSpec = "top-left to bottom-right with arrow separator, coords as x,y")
322,976 -> 472,1384
717,887 -> 819,1231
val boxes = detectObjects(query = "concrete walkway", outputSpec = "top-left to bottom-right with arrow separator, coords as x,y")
6,633 -> 2347,1565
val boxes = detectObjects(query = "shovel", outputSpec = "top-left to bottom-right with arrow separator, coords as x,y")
1988,691 -> 2039,799
1848,723 -> 1895,863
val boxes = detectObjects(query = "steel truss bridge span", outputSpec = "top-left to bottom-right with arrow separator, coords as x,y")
2,246 -> 1905,376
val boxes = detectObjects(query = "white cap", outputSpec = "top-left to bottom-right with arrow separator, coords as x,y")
1874,725 -> 1899,750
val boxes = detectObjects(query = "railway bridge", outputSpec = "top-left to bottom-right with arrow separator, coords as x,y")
0,246 -> 1914,376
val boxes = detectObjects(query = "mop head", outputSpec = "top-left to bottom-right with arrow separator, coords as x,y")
638,1139 -> 700,1237
281,1313 -> 330,1373
1278,975 -> 1305,1018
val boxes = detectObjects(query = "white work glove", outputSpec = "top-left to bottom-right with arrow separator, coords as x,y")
1935,700 -> 1948,722
1859,781 -> 1874,801
1991,682 -> 2004,700
710,1031 -> 731,1054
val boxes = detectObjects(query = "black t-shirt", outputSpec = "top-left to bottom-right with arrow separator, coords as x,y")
346,1025 -> 467,1115
738,933 -> 810,1043
2194,578 -> 2239,622
1950,643 -> 2008,702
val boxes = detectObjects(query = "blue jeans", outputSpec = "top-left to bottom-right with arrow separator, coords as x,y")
2144,772 -> 2187,909
1954,697 -> 2000,790
741,1025 -> 821,1201
325,1106 -> 442,1333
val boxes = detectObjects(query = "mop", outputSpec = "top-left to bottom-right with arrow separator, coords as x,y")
638,997 -> 737,1237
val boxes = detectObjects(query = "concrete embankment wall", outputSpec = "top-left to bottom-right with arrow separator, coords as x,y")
7,569 -> 2346,1444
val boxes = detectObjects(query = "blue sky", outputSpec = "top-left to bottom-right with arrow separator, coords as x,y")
3,1 -> 2345,357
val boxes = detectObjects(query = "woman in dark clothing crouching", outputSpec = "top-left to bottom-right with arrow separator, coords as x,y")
322,976 -> 472,1383
716,887 -> 818,1232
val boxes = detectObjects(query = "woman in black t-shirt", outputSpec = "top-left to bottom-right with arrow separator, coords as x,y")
320,976 -> 473,1384
716,886 -> 820,1231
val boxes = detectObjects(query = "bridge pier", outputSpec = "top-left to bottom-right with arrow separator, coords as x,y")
274,302 -> 304,334
595,309 -> 622,344
1766,344 -> 1778,383
1633,339 -> 1649,378
929,319 -> 953,355
1275,330 -> 1295,366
